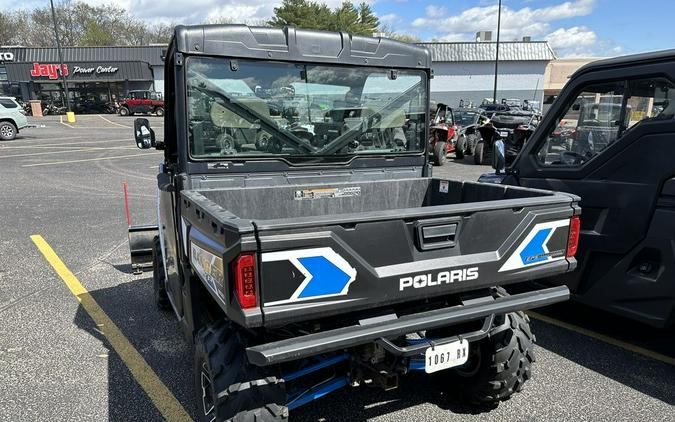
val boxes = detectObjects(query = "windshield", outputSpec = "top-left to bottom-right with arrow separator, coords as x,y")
579,103 -> 623,126
455,111 -> 478,126
186,57 -> 427,159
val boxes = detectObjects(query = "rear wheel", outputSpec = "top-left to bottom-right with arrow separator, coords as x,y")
0,121 -> 17,140
474,141 -> 492,165
155,107 -> 164,117
436,287 -> 536,405
152,237 -> 171,311
119,106 -> 129,116
433,141 -> 447,166
465,134 -> 478,155
194,320 -> 287,422
455,136 -> 465,159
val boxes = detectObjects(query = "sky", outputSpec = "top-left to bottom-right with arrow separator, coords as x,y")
1,0 -> 671,58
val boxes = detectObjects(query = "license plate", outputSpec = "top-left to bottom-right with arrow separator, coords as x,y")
499,131 -> 509,137
424,340 -> 469,373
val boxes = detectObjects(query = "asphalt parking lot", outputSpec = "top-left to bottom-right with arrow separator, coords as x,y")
0,115 -> 673,421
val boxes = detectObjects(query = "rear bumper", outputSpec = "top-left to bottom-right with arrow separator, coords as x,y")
246,285 -> 569,366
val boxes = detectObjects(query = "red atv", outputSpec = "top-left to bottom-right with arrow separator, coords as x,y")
428,103 -> 459,165
119,90 -> 164,117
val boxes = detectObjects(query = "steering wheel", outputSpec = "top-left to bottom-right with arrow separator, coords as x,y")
559,151 -> 587,165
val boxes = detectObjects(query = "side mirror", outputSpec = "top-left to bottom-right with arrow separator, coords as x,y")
572,103 -> 581,111
134,118 -> 155,149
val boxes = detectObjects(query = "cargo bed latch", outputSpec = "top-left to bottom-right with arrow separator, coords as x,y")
414,218 -> 460,250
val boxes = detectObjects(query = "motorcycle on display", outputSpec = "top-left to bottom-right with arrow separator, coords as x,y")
18,101 -> 32,116
103,100 -> 120,114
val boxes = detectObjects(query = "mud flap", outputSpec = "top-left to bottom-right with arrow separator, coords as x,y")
128,224 -> 159,273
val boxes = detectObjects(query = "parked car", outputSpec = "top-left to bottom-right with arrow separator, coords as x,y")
453,107 -> 489,158
119,90 -> 164,116
479,49 -> 675,328
0,96 -> 29,140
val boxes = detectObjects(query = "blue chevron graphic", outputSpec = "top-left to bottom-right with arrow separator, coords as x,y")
297,256 -> 352,298
519,228 -> 552,265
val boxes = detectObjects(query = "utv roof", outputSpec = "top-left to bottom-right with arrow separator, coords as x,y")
171,24 -> 431,70
573,48 -> 675,78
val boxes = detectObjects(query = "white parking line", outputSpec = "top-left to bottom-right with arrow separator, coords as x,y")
0,146 -> 136,159
2,138 -> 135,148
59,115 -> 75,129
98,115 -> 131,128
22,152 -> 162,167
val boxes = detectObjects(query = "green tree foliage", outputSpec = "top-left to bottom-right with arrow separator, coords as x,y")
269,0 -> 379,36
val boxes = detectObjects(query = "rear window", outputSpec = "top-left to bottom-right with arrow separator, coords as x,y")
0,98 -> 18,109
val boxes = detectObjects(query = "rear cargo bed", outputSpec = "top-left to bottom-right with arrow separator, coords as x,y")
194,178 -> 555,221
182,178 -> 578,327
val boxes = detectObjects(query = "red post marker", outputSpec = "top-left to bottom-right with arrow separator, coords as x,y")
123,180 -> 132,226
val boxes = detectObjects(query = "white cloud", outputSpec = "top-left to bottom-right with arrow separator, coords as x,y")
378,13 -> 402,26
412,0 -> 596,40
544,26 -> 624,58
424,5 -> 447,18
409,0 -> 619,57
546,26 -> 597,49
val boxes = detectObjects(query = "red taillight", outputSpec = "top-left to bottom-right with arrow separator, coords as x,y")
567,216 -> 581,258
232,253 -> 257,309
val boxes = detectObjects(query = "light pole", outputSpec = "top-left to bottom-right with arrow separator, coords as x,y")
49,0 -> 71,112
492,0 -> 502,104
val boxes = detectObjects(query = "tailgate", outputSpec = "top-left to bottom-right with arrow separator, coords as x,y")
256,195 -> 579,326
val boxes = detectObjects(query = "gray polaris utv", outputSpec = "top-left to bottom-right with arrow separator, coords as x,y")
480,50 -> 675,328
130,24 -> 580,421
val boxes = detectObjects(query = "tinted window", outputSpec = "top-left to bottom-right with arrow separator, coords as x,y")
0,98 -> 18,108
186,57 -> 428,160
535,77 -> 675,167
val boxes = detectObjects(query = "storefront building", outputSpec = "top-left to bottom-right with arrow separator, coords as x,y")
0,45 -> 164,111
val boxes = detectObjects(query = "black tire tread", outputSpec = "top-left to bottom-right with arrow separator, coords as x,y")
433,141 -> 447,166
195,321 -> 287,422
473,140 -> 493,165
455,136 -> 465,159
441,287 -> 536,405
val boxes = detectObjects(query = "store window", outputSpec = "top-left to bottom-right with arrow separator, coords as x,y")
536,77 -> 675,167
0,66 -> 7,81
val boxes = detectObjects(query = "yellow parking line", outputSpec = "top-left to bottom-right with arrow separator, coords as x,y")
528,311 -> 675,367
99,115 -> 131,128
30,235 -> 192,422
22,152 -> 161,167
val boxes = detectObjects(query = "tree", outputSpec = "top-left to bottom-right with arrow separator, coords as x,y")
357,3 -> 378,34
81,21 -> 115,46
378,25 -> 422,44
269,0 -> 379,36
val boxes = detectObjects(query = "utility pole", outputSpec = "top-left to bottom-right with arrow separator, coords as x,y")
50,0 -> 71,112
492,0 -> 502,104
